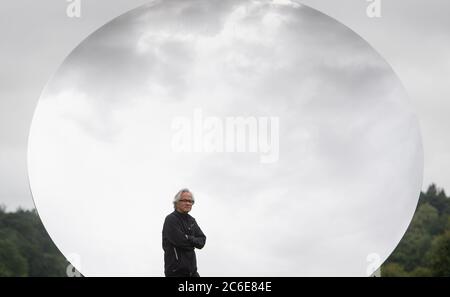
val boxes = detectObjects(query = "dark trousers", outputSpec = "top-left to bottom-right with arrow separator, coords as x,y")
165,271 -> 200,277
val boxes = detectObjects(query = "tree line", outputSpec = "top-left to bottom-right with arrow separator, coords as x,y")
382,184 -> 450,276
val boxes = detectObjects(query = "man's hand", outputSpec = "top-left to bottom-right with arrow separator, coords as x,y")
185,234 -> 195,243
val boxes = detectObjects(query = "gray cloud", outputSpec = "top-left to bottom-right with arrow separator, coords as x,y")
26,0 -> 423,276
299,0 -> 450,192
0,0 -> 446,276
0,0 -> 153,209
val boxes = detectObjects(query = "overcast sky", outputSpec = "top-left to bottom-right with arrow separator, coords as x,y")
0,0 -> 447,276
1,0 -> 448,212
23,0 -> 424,276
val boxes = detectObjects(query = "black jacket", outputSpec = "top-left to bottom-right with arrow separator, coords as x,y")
162,210 -> 206,277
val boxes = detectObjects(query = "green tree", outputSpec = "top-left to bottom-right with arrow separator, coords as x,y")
383,185 -> 450,276
408,266 -> 432,277
429,231 -> 450,276
410,203 -> 440,233
0,238 -> 28,277
381,263 -> 408,277
0,208 -> 68,276
387,203 -> 439,270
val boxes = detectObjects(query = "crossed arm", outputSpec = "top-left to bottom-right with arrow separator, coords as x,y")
187,222 -> 206,249
163,216 -> 206,250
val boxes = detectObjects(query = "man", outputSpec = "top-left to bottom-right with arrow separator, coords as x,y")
162,188 -> 206,277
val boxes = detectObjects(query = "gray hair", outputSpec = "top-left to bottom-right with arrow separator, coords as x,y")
173,188 -> 195,208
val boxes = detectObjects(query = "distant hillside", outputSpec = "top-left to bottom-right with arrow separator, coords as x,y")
0,207 -> 67,276
382,184 -> 450,276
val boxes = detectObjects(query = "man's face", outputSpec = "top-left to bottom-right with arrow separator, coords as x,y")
176,192 -> 194,214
